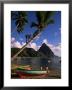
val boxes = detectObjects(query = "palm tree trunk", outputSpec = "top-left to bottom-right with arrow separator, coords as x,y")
11,30 -> 43,61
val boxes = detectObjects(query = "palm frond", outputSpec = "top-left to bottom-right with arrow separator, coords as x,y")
36,11 -> 45,24
12,11 -> 28,33
31,22 -> 38,28
18,11 -> 27,17
17,26 -> 24,33
45,19 -> 54,27
44,11 -> 55,23
24,18 -> 28,23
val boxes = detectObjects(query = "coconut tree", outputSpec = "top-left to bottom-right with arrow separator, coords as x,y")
31,11 -> 54,34
12,11 -> 55,60
11,11 -> 28,33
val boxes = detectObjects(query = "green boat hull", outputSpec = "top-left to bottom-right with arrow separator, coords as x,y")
16,69 -> 47,74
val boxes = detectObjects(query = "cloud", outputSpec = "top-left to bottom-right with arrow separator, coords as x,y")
11,37 -> 23,48
11,41 -> 22,48
11,37 -> 39,51
43,39 -> 48,45
42,39 -> 61,57
26,42 -> 39,51
37,46 -> 41,50
30,43 -> 38,51
52,44 -> 61,57
11,37 -> 15,43
11,37 -> 37,50
11,37 -> 61,57
21,42 -> 26,46
27,39 -> 61,56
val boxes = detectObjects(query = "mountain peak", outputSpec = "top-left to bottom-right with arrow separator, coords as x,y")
38,43 -> 54,58
41,43 -> 48,47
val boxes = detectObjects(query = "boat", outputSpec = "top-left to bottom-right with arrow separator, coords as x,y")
17,70 -> 47,74
16,65 -> 32,70
14,66 -> 48,78
16,70 -> 48,78
16,67 -> 47,76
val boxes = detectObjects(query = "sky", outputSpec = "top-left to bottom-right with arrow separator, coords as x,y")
11,11 -> 61,57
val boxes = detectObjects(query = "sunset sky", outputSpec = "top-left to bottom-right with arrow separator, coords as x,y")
11,11 -> 61,57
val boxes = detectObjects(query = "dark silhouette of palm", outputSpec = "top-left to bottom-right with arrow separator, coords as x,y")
11,11 -> 28,33
31,11 -> 54,35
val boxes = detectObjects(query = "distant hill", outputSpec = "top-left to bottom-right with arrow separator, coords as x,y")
38,43 -> 54,58
11,47 -> 47,57
11,48 -> 20,57
11,43 -> 59,59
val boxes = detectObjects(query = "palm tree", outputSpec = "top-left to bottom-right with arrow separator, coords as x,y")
11,11 -> 28,33
31,11 -> 54,34
11,11 -> 55,61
